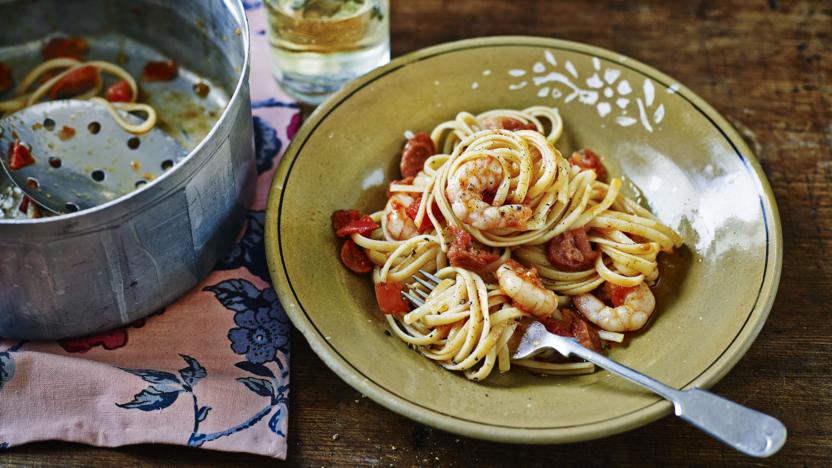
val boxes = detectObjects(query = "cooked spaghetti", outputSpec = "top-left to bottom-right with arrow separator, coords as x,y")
0,38 -> 158,134
0,37 -> 185,219
332,106 -> 682,381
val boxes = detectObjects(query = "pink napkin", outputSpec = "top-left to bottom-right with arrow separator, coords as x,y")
0,2 -> 299,459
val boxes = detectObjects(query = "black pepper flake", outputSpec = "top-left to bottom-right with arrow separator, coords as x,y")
383,330 -> 391,337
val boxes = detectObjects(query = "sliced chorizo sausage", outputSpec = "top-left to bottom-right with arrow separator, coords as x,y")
335,216 -> 378,237
541,317 -> 572,337
447,226 -> 499,270
399,132 -> 434,178
142,60 -> 178,82
562,308 -> 602,352
546,228 -> 598,272
49,65 -> 100,100
340,239 -> 373,274
41,37 -> 89,60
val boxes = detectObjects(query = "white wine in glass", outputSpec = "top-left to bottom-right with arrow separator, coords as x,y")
265,0 -> 390,105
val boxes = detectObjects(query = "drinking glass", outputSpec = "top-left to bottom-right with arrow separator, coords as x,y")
264,0 -> 390,105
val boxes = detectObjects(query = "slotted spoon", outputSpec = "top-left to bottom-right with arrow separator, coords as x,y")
0,99 -> 186,214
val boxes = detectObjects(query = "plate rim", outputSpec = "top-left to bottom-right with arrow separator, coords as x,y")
265,35 -> 783,444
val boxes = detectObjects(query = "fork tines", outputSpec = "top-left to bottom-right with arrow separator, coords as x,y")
401,269 -> 441,307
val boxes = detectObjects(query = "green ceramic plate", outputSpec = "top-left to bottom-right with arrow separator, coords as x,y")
265,37 -> 782,444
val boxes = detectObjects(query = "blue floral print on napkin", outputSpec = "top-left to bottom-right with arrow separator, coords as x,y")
0,341 -> 25,449
116,279 -> 290,446
216,211 -> 270,282
254,116 -> 282,175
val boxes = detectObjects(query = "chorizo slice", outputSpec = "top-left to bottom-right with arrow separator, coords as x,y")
447,226 -> 499,270
142,60 -> 178,82
49,65 -> 100,100
562,308 -> 602,353
42,37 -> 89,60
546,228 -> 598,272
335,216 -> 378,237
399,132 -> 435,178
541,317 -> 572,337
340,239 -> 373,274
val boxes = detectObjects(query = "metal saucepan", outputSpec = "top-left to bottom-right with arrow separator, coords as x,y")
0,0 -> 256,339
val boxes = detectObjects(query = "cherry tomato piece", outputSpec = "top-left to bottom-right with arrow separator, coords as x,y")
105,79 -> 133,102
374,281 -> 411,315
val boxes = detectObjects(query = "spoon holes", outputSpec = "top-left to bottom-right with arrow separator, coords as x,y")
127,137 -> 140,150
135,180 -> 147,189
88,121 -> 101,135
91,170 -> 105,182
43,118 -> 56,131
25,177 -> 39,189
64,202 -> 79,212
161,159 -> 173,171
48,157 -> 62,168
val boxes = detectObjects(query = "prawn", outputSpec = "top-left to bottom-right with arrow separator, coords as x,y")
496,259 -> 558,319
446,156 -> 531,230
572,282 -> 655,332
385,194 -> 420,240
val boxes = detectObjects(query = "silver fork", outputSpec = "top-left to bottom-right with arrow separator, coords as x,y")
400,269 -> 444,307
402,271 -> 787,458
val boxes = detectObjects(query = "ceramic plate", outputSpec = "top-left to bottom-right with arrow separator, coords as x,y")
265,37 -> 782,443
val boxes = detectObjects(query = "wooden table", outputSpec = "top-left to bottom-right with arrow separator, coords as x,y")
3,0 -> 830,465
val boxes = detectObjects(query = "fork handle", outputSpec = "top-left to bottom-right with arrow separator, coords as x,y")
564,340 -> 787,458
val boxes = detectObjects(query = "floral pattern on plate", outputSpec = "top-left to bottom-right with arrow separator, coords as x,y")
507,51 -> 672,132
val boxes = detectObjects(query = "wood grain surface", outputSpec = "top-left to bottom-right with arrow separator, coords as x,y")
2,0 -> 830,466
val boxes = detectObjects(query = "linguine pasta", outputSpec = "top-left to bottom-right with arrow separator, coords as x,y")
333,106 -> 682,381
0,57 -> 157,134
